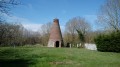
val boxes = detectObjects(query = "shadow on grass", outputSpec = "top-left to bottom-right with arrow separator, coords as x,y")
0,48 -> 36,67
0,59 -> 35,67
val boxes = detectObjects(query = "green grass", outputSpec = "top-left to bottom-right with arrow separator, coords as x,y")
0,46 -> 120,67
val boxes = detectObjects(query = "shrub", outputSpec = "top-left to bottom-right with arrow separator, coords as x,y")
94,31 -> 120,52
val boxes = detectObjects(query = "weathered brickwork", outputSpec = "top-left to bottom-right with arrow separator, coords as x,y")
48,19 -> 63,47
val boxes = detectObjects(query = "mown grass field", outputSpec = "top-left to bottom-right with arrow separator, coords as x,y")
0,46 -> 120,67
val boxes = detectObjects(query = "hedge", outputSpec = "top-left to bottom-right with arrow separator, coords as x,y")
94,31 -> 120,52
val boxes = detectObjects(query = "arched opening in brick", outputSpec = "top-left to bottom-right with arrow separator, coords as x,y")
55,41 -> 59,47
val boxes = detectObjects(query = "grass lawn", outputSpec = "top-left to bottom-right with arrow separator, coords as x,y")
0,46 -> 120,67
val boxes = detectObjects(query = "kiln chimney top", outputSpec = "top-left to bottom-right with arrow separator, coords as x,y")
53,18 -> 59,22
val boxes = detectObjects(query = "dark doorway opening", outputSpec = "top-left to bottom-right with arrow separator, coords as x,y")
66,43 -> 70,47
55,41 -> 59,47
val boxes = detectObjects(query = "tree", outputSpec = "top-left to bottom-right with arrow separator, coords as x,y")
65,19 -> 77,45
0,22 -> 24,46
97,0 -> 120,32
0,0 -> 20,21
40,22 -> 52,46
74,17 -> 91,47
0,0 -> 43,46
0,21 -> 43,46
76,29 -> 85,47
0,0 -> 19,14
65,17 -> 91,47
94,31 -> 120,52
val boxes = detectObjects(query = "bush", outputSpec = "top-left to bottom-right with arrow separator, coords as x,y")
94,31 -> 120,52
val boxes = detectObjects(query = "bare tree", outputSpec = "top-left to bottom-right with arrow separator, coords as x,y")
0,0 -> 20,14
0,0 -> 20,21
65,17 -> 91,47
0,22 -> 24,46
97,0 -> 120,31
0,0 -> 43,46
65,19 -> 77,45
40,22 -> 52,46
41,22 -> 52,35
74,17 -> 91,47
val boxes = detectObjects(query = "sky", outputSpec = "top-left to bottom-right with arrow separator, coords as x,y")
6,0 -> 105,32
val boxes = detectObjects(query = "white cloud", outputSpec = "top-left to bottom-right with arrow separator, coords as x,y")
3,13 -> 30,24
4,14 -> 43,32
3,14 -> 65,32
23,23 -> 43,32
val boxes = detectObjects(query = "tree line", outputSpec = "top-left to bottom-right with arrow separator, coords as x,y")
0,17 -> 98,47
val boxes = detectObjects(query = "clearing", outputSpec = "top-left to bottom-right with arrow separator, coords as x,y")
0,46 -> 120,67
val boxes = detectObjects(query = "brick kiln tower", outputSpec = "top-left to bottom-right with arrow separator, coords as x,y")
48,18 -> 63,47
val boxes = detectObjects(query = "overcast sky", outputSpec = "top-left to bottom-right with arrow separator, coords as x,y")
6,0 -> 105,32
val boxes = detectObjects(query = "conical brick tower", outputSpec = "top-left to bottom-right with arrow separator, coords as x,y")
48,18 -> 63,47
